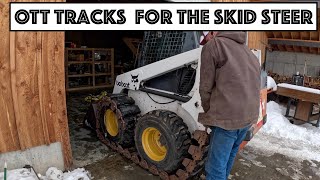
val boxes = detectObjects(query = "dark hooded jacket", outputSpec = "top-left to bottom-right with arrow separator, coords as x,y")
199,31 -> 261,130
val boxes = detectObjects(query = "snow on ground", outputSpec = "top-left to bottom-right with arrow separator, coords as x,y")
0,168 -> 38,180
247,101 -> 320,162
0,167 -> 91,180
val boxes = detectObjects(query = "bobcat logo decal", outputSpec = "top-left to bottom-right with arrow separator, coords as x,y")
131,74 -> 139,83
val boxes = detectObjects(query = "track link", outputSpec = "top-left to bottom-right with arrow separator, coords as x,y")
93,94 -> 209,180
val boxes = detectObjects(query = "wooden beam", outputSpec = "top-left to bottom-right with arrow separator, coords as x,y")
270,45 -> 278,51
288,45 -> 295,52
278,45 -> 286,51
281,32 -> 291,39
122,37 -> 142,56
0,0 -> 21,153
308,28 -> 312,53
301,32 -> 310,40
273,32 -> 282,38
310,47 -> 318,54
298,32 -> 301,39
269,38 -> 320,48
292,45 -> 299,53
301,46 -> 309,53
290,32 -> 301,40
266,32 -> 274,38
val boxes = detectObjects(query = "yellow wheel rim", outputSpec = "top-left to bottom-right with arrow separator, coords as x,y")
104,109 -> 118,137
142,127 -> 167,162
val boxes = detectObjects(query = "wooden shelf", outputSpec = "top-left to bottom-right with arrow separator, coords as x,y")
65,48 -> 114,92
95,73 -> 111,76
95,84 -> 114,88
95,61 -> 111,64
68,61 -> 93,64
67,85 -> 113,92
68,74 -> 93,78
67,86 -> 94,92
66,48 -> 113,51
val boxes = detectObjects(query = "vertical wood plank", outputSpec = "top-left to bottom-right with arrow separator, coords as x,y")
41,32 -> 62,144
53,32 -> 73,168
0,0 -> 20,153
13,31 -> 47,149
38,31 -> 52,145
1,0 -> 71,168
93,49 -> 96,87
111,48 -> 115,85
248,32 -> 268,64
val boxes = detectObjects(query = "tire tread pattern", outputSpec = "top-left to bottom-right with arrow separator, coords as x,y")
137,110 -> 191,172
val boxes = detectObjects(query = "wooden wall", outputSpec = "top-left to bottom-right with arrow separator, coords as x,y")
0,0 -> 72,168
248,32 -> 268,64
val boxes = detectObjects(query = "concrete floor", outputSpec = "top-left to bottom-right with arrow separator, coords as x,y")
67,94 -> 320,180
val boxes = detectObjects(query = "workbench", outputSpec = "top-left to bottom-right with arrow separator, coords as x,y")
276,83 -> 320,127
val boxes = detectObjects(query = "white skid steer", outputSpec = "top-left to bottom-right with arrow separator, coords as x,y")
85,32 -> 267,179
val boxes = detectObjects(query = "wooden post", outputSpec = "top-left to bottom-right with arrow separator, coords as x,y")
111,48 -> 115,85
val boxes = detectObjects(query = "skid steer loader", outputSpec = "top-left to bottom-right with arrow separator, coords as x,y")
85,31 -> 267,179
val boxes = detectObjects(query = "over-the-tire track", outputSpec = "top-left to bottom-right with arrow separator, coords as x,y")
93,95 -> 210,180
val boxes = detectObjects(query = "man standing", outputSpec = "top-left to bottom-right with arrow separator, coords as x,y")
199,31 -> 261,180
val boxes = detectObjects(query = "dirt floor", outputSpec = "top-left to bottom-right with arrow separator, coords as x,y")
67,93 -> 320,180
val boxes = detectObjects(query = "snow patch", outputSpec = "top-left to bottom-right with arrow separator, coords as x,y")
0,169 -> 38,180
0,167 -> 91,180
262,102 -> 320,145
267,76 -> 277,91
45,167 -> 63,180
123,165 -> 134,171
62,168 -> 91,180
240,162 -> 251,167
276,167 -> 289,176
248,101 -> 320,162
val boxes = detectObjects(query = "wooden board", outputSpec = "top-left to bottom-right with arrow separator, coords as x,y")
248,32 -> 268,64
0,0 -> 71,168
11,31 -> 48,148
43,31 -> 72,168
0,0 -> 21,153
122,37 -> 142,55
276,86 -> 320,104
294,100 -> 313,121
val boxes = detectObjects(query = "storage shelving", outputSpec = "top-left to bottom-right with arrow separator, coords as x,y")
65,48 -> 114,92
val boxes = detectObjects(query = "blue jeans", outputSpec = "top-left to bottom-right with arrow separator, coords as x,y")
205,125 -> 250,180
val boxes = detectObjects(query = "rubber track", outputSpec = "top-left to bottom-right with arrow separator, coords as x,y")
95,95 -> 210,180
99,95 -> 140,147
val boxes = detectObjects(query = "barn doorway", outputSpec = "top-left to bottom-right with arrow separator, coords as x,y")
64,0 -> 166,179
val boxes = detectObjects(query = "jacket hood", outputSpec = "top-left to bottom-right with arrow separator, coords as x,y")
216,31 -> 246,44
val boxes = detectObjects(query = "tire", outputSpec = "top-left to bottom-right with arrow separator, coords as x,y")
134,110 -> 191,173
100,94 -> 140,147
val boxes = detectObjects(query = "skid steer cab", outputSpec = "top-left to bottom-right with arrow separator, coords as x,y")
85,47 -> 267,179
